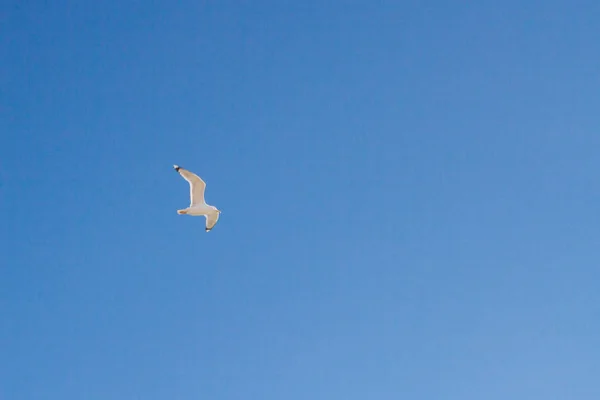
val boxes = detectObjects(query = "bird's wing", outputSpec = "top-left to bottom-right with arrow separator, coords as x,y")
174,165 -> 206,206
205,212 -> 220,232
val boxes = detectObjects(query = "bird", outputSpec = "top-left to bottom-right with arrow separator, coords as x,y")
173,165 -> 221,232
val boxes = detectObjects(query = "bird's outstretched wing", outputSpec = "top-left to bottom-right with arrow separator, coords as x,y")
205,212 -> 220,232
174,165 -> 206,206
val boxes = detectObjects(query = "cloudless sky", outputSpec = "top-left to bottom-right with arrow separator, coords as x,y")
2,1 -> 600,399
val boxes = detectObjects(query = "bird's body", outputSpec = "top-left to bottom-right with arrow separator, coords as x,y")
173,165 -> 221,232
178,203 -> 214,216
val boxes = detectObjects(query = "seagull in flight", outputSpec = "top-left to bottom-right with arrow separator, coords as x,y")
173,165 -> 221,232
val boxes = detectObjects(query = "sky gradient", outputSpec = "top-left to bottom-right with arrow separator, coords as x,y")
2,1 -> 600,399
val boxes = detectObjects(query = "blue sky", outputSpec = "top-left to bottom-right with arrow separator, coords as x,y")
2,1 -> 600,398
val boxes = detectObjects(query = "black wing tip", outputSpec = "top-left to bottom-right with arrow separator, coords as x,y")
173,164 -> 181,172
205,228 -> 212,232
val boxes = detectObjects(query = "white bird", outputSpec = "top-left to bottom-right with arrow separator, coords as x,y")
173,165 -> 221,232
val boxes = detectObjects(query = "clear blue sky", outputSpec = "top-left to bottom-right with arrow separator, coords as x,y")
2,1 -> 600,399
